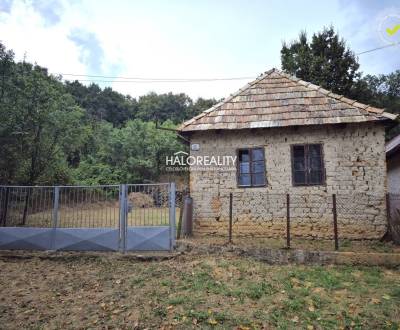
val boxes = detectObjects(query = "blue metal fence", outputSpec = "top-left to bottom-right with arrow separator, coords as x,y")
0,183 -> 176,252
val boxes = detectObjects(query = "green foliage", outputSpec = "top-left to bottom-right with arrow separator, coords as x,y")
281,26 -> 360,96
0,45 -> 88,184
65,81 -> 138,127
136,92 -> 216,124
0,41 -> 217,185
350,71 -> 400,139
71,120 -> 183,185
281,27 -> 400,139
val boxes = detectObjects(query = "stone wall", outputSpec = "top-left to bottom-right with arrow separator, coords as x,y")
188,123 -> 387,239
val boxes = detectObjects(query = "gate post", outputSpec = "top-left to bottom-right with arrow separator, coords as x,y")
169,182 -> 176,250
51,186 -> 60,250
119,184 -> 127,253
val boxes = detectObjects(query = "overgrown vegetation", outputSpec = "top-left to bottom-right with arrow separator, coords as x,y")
0,42 -> 216,185
0,254 -> 399,329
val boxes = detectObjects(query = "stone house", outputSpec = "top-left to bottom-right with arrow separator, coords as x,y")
178,69 -> 397,239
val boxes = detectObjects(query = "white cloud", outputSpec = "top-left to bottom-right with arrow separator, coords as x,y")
0,0 -> 398,100
0,0 -> 262,99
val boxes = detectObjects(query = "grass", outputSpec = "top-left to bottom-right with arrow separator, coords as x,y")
0,252 -> 399,329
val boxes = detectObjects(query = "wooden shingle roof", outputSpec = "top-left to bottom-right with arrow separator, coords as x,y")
179,68 -> 397,132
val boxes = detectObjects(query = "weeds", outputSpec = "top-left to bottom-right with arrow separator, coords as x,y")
0,254 -> 399,329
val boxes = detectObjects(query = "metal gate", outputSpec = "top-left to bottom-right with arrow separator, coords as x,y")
0,183 -> 175,252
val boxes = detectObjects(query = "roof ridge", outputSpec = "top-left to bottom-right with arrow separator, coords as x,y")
273,70 -> 397,119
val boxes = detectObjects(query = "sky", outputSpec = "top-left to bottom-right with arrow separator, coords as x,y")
0,0 -> 399,99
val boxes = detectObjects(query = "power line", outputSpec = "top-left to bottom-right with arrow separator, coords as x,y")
63,78 -> 255,83
54,42 -> 400,84
57,73 -> 255,81
356,41 -> 400,55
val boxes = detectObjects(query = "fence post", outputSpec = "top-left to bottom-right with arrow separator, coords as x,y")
385,193 -> 393,241
119,184 -> 127,253
332,194 -> 339,251
286,193 -> 290,249
176,191 -> 185,240
229,193 -> 233,243
169,182 -> 176,250
183,196 -> 193,237
386,192 -> 391,223
51,186 -> 60,250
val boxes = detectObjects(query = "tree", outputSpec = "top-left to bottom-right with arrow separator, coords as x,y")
73,120 -> 183,184
281,26 -> 360,96
0,43 -> 88,185
189,97 -> 218,118
351,71 -> 400,139
65,81 -> 137,126
0,43 -> 19,182
137,92 -> 192,123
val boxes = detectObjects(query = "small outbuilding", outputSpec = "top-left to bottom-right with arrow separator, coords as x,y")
179,69 -> 397,239
386,134 -> 400,194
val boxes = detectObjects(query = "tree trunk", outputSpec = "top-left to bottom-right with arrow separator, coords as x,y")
21,188 -> 31,226
1,187 -> 10,226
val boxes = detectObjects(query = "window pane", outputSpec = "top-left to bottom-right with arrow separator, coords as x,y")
239,150 -> 250,162
310,157 -> 322,170
293,145 -> 305,158
294,158 -> 305,171
294,171 -> 306,185
309,144 -> 322,157
251,148 -> 264,161
309,170 -> 323,184
240,162 -> 250,173
252,161 -> 265,173
239,174 -> 251,186
252,173 -> 265,186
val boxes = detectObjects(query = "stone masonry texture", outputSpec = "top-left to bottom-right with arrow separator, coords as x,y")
188,122 -> 387,239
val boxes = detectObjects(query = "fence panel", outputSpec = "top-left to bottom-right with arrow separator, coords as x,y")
0,184 -> 176,252
0,186 -> 55,250
124,183 -> 173,251
53,185 -> 121,251
0,186 -> 54,227
58,185 -> 120,228
125,183 -> 170,227
198,191 -> 388,249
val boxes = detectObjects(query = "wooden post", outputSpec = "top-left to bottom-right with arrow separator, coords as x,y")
184,197 -> 193,236
385,193 -> 393,240
229,193 -> 233,243
332,194 -> 339,251
286,193 -> 290,249
176,192 -> 184,240
386,193 -> 391,223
